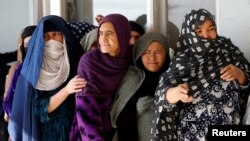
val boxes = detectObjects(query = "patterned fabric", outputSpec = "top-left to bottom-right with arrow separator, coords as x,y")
152,9 -> 250,141
67,22 -> 97,43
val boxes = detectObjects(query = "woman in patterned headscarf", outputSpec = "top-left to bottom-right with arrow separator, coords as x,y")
69,13 -> 131,141
151,9 -> 250,141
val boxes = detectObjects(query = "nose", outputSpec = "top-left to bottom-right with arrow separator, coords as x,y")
129,37 -> 136,45
99,34 -> 108,44
201,31 -> 208,39
148,52 -> 157,60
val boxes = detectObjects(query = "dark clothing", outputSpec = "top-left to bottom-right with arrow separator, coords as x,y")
111,32 -> 170,141
0,51 -> 16,141
34,85 -> 75,141
0,51 -> 17,64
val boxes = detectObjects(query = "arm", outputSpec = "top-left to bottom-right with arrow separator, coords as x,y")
47,75 -> 86,113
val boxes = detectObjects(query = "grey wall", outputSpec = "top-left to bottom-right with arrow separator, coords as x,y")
0,0 -> 32,53
168,0 -> 216,50
167,0 -> 250,61
217,0 -> 250,61
1,0 -> 250,62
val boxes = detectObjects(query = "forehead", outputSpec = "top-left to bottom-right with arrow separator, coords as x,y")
198,20 -> 214,29
147,41 -> 164,50
99,22 -> 115,32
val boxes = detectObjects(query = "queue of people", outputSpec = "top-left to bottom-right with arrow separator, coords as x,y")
0,8 -> 250,141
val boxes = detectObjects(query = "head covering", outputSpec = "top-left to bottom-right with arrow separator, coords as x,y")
77,13 -> 131,97
151,9 -> 250,141
111,32 -> 170,141
129,21 -> 145,35
159,8 -> 250,97
80,28 -> 98,52
20,25 -> 37,61
21,15 -> 84,89
67,22 -> 97,43
133,32 -> 169,67
43,21 -> 60,33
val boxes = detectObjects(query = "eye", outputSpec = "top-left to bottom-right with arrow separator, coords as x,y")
106,31 -> 113,36
154,50 -> 163,55
142,50 -> 150,55
195,29 -> 202,34
208,27 -> 216,31
44,34 -> 49,40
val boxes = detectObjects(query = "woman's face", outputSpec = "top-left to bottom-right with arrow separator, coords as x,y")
23,36 -> 32,49
141,41 -> 166,72
44,31 -> 63,43
99,22 -> 120,57
129,31 -> 141,46
195,19 -> 217,40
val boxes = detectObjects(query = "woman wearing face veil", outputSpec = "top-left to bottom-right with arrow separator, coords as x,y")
8,15 -> 85,141
151,9 -> 250,141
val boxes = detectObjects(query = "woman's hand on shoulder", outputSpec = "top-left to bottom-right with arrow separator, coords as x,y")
165,82 -> 193,104
64,75 -> 87,95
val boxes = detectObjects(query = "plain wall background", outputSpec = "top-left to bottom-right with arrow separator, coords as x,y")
0,0 -> 249,61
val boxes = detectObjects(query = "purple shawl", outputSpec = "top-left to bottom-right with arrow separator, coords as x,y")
77,14 -> 131,97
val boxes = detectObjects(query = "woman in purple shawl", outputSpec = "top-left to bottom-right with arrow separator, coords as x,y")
70,14 -> 131,141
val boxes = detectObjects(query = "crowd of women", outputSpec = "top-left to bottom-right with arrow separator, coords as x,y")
0,8 -> 250,141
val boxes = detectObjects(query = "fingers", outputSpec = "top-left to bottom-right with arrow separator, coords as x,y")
220,64 -> 239,81
67,75 -> 87,94
178,82 -> 192,103
179,82 -> 189,94
180,93 -> 193,103
220,64 -> 231,75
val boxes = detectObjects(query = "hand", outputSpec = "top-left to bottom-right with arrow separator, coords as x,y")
166,82 -> 193,104
95,15 -> 104,24
4,112 -> 9,122
220,64 -> 247,85
64,75 -> 87,95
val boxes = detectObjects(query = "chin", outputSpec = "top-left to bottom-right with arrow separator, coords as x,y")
147,68 -> 160,73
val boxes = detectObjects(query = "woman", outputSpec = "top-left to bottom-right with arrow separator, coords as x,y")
111,32 -> 171,141
152,9 -> 250,141
8,15 -> 86,141
3,25 -> 36,121
70,13 -> 131,141
80,28 -> 98,52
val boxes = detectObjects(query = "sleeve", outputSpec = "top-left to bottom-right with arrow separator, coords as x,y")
75,96 -> 106,141
3,63 -> 22,116
151,74 -> 179,141
0,50 -> 17,63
